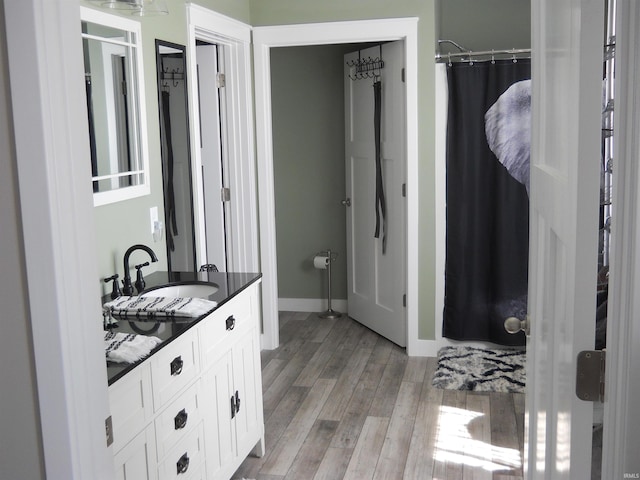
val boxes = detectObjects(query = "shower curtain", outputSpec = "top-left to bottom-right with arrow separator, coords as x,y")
443,59 -> 531,346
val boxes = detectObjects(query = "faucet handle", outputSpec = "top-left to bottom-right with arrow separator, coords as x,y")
134,262 -> 149,294
104,274 -> 122,300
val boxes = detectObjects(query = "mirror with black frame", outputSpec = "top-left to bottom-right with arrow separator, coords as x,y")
155,40 -> 197,273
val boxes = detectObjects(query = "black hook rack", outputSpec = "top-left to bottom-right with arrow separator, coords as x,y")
346,45 -> 384,81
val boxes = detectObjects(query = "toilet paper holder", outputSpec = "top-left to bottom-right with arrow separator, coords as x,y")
315,249 -> 342,319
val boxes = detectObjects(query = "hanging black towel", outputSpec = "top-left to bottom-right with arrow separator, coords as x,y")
160,90 -> 179,252
373,80 -> 387,253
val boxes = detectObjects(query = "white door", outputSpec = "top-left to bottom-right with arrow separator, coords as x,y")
197,43 -> 228,271
344,42 -> 406,347
524,0 -> 604,478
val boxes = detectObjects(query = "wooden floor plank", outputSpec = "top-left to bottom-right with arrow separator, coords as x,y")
260,378 -> 337,476
283,419 -> 339,480
262,340 -> 321,416
313,447 -> 354,480
513,393 -> 525,456
330,361 -> 386,449
343,416 -> 390,480
261,358 -> 286,394
368,347 -> 408,418
464,393 -> 492,480
489,392 -> 523,478
404,385 -> 444,479
373,381 -> 422,479
403,356 -> 430,384
318,347 -> 373,421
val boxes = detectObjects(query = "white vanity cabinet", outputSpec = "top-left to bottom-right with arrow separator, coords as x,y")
199,284 -> 265,479
108,280 -> 264,480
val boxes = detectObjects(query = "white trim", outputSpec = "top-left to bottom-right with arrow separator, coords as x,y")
5,1 -> 113,478
602,1 -> 640,477
186,5 -> 259,273
81,6 -> 152,208
278,298 -> 348,313
254,18 -> 420,353
434,63 -> 447,350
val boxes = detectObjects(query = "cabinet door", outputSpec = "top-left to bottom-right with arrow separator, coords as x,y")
113,424 -> 158,480
231,327 -> 262,457
202,351 -> 235,477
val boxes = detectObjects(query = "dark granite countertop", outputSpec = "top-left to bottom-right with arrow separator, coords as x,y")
105,270 -> 261,385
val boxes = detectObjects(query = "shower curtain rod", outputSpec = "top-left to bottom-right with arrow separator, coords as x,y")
435,48 -> 531,63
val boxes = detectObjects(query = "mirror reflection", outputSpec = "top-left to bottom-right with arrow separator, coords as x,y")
155,40 -> 197,273
81,7 -> 149,206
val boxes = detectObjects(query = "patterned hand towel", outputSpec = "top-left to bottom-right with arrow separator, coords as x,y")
105,331 -> 162,363
103,295 -> 217,320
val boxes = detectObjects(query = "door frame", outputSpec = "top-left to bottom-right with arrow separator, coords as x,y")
4,0 -> 114,478
186,6 -> 259,274
253,18 -> 419,352
602,0 -> 640,476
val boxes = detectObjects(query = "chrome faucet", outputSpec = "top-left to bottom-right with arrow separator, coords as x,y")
122,244 -> 158,296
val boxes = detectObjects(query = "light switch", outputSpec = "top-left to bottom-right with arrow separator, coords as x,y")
150,206 -> 158,235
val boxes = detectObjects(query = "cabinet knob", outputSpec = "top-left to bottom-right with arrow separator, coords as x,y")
174,408 -> 188,430
176,453 -> 190,474
226,315 -> 236,331
170,356 -> 184,376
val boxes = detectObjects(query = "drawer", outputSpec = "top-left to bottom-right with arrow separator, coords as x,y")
109,364 -> 153,453
150,332 -> 200,411
155,382 -> 204,460
113,424 -> 157,480
200,291 -> 253,368
157,422 -> 206,480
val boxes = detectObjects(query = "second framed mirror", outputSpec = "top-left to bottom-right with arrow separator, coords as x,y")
155,40 -> 196,273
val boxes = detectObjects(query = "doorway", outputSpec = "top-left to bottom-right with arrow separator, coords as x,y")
269,41 -> 407,348
186,5 -> 260,276
194,40 -> 229,272
254,18 -> 420,353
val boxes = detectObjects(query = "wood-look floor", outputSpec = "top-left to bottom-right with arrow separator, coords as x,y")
233,312 -> 525,480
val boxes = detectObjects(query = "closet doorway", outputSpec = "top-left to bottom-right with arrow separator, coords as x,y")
253,19 -> 420,353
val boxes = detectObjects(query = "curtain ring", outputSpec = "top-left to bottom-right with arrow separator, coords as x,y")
448,52 -> 452,67
491,49 -> 496,64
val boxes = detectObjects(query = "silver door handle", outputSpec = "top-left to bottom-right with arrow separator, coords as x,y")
504,316 -> 530,336
341,198 -> 351,207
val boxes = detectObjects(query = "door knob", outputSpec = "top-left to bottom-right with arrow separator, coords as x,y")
341,198 -> 351,207
504,315 -> 530,335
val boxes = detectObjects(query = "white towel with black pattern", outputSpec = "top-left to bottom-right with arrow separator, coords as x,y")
104,331 -> 161,364
103,295 -> 217,320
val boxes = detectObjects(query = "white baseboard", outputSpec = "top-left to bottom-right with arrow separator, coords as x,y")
278,297 -> 348,314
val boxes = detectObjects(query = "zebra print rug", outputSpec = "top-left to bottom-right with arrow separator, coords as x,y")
432,346 -> 526,393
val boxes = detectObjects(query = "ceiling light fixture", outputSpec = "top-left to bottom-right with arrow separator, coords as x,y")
91,0 -> 169,16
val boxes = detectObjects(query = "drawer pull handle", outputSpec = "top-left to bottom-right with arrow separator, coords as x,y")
226,315 -> 236,331
230,395 -> 236,419
235,390 -> 241,414
176,453 -> 190,474
170,356 -> 184,376
174,409 -> 188,430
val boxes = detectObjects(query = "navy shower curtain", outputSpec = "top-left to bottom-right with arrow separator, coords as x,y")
443,59 -> 531,346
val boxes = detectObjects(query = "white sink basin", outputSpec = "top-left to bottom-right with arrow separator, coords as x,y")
141,283 -> 218,299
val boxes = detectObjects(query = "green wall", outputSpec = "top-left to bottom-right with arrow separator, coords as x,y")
271,45 -> 354,300
250,0 -> 438,339
438,0 -> 531,52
